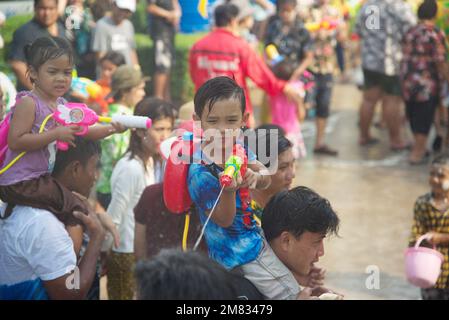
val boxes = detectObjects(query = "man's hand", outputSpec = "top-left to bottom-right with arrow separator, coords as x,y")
296,266 -> 326,288
297,287 -> 319,300
73,210 -> 105,243
311,286 -> 344,299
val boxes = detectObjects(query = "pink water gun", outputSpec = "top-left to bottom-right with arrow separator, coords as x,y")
53,102 -> 152,151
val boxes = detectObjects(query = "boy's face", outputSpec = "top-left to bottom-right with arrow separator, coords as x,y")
112,4 -> 132,24
282,231 -> 325,277
429,164 -> 449,195
195,97 -> 248,149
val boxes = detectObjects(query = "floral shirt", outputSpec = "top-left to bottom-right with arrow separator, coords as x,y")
96,103 -> 132,194
306,4 -> 343,75
401,24 -> 448,102
355,0 -> 417,76
265,16 -> 313,71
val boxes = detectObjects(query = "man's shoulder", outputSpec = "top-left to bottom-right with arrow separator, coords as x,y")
14,19 -> 39,35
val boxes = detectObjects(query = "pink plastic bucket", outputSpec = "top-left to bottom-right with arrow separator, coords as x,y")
405,235 -> 444,288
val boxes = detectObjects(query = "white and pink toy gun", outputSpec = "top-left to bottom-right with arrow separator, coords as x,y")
53,102 -> 152,151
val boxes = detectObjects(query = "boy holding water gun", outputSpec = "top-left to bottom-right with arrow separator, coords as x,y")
187,77 -> 311,300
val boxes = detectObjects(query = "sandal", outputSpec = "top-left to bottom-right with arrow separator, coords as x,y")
359,137 -> 380,146
314,145 -> 339,157
391,144 -> 412,152
409,152 -> 430,166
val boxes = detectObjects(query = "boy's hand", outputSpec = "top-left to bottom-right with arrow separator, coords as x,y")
53,125 -> 82,146
424,232 -> 449,246
241,168 -> 261,189
219,171 -> 243,193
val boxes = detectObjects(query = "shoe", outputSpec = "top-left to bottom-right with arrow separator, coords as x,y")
314,145 -> 339,156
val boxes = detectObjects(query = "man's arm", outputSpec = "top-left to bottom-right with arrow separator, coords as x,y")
43,210 -> 105,300
10,60 -> 33,90
290,51 -> 314,82
130,49 -> 140,67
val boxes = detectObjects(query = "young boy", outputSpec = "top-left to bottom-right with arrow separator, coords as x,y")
147,0 -> 181,101
262,186 -> 342,299
187,76 -> 306,300
409,154 -> 449,300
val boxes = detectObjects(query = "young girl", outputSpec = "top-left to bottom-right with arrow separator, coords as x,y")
0,36 -> 124,225
106,97 -> 176,300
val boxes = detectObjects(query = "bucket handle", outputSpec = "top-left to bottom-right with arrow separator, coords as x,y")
415,234 -> 436,250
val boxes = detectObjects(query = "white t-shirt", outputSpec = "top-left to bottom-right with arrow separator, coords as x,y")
0,205 -> 76,300
108,154 -> 155,253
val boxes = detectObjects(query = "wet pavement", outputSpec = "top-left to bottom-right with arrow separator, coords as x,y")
295,83 -> 428,300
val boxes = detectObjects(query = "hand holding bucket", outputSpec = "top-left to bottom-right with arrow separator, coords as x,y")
405,234 -> 444,288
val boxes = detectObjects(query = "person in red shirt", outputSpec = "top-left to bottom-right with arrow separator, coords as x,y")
189,2 -> 302,127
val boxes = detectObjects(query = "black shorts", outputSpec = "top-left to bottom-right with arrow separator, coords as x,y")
151,29 -> 175,73
405,99 -> 439,135
363,69 -> 402,97
310,73 -> 333,118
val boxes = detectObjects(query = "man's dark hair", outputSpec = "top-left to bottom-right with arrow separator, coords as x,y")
52,137 -> 101,177
34,0 -> 58,8
418,0 -> 438,20
214,3 -> 239,27
100,51 -> 126,67
135,249 -> 239,300
262,186 -> 340,242
194,76 -> 246,118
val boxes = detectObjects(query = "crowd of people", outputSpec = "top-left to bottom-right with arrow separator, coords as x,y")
0,0 -> 448,301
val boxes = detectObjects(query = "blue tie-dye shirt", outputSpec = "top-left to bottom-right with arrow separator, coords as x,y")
187,147 -> 263,270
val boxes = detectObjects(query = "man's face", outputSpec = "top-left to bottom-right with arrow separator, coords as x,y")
72,155 -> 100,198
283,231 -> 325,276
35,0 -> 59,27
279,3 -> 297,25
112,4 -> 132,25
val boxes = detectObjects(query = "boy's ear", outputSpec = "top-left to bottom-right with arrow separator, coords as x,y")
242,112 -> 249,126
193,113 -> 201,122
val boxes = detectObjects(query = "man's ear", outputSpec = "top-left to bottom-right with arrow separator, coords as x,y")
279,231 -> 292,252
71,160 -> 82,178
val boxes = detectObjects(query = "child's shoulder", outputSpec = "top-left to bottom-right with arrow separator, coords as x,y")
415,193 -> 432,208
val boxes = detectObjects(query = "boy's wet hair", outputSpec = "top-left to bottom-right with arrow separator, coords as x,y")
214,3 -> 239,27
52,137 -> 101,177
194,76 -> 246,118
432,153 -> 449,167
135,249 -> 239,300
24,36 -> 74,83
262,186 -> 340,242
100,51 -> 126,67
